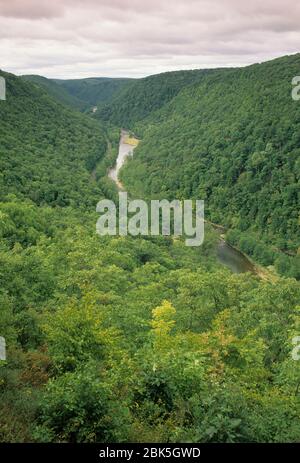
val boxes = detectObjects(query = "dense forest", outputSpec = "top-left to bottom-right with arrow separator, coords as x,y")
115,54 -> 300,278
22,75 -> 132,111
96,69 -> 221,126
0,57 -> 300,443
21,75 -> 88,111
54,77 -> 133,108
0,70 -> 110,208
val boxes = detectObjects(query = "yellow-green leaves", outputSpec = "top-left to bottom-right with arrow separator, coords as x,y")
43,292 -> 119,373
150,300 -> 176,350
151,300 -> 176,336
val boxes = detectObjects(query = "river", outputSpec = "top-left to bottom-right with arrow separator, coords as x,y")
217,239 -> 255,273
108,130 -> 255,274
108,130 -> 135,190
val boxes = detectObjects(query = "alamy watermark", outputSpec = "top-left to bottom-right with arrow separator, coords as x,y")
291,336 -> 300,361
0,337 -> 6,361
292,76 -> 300,101
0,76 -> 6,100
96,192 -> 204,246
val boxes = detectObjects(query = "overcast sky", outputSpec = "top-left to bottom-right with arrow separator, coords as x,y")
0,0 -> 299,78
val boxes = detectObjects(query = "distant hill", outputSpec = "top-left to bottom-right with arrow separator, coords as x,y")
96,69 -> 223,126
21,74 -> 87,110
1,70 -> 107,207
54,77 -> 133,108
22,75 -> 132,111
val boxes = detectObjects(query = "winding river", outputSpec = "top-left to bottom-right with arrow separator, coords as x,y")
108,130 -> 255,274
108,130 -> 135,190
217,239 -> 255,273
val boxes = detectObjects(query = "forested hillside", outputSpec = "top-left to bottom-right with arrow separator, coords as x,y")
54,77 -> 132,108
22,75 -> 132,111
119,54 -> 300,276
1,63 -> 300,444
0,70 -> 108,207
21,75 -> 87,110
97,69 -> 220,126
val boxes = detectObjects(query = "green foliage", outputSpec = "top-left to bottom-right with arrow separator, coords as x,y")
119,54 -> 300,272
21,75 -> 87,110
33,362 -> 131,443
43,293 -> 118,373
0,70 -> 107,207
53,77 -> 132,109
0,61 -> 300,443
97,69 -> 218,127
22,75 -> 132,111
227,228 -> 300,278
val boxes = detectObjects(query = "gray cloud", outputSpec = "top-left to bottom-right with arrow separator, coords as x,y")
0,0 -> 299,78
0,0 -> 64,19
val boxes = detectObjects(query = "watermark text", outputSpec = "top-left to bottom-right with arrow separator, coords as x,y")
96,193 -> 204,246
